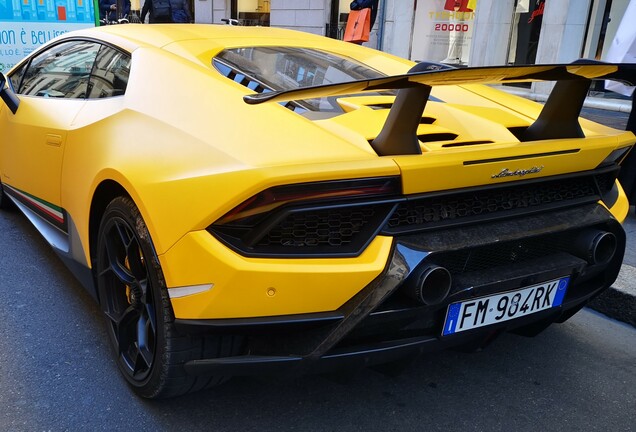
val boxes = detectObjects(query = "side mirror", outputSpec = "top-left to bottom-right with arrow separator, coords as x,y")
0,73 -> 20,114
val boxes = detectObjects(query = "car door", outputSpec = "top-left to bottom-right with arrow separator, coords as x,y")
0,40 -> 100,225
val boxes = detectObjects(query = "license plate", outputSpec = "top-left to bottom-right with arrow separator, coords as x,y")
442,277 -> 569,336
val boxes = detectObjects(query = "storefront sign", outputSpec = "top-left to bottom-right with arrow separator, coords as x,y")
528,0 -> 545,23
411,0 -> 478,64
0,0 -> 96,72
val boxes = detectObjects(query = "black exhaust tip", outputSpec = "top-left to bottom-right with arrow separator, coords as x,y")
402,265 -> 452,305
573,230 -> 617,266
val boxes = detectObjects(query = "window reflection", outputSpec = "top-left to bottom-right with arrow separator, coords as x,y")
19,41 -> 99,98
9,63 -> 26,92
214,47 -> 387,112
11,40 -> 131,100
87,46 -> 131,98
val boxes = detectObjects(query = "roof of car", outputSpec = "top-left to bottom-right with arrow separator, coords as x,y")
69,24 -> 329,51
55,24 -> 413,76
58,23 -> 407,73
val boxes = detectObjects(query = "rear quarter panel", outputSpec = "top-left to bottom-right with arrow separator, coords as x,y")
61,46 -> 399,264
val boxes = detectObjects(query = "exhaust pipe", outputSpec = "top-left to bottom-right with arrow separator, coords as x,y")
572,229 -> 617,266
402,265 -> 452,305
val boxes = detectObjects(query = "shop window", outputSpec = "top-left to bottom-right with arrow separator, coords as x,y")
327,0 -> 354,40
508,0 -> 545,66
231,0 -> 270,26
410,0 -> 478,65
595,0 -> 633,97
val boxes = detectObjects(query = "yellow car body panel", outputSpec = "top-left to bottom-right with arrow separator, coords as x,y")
0,97 -> 85,209
163,232 -> 394,319
396,135 -> 632,195
58,44 -> 402,261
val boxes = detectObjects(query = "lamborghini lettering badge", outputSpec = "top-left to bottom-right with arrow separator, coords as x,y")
491,166 -> 544,179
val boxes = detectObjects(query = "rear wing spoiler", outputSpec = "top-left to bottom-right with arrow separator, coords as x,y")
244,62 -> 636,156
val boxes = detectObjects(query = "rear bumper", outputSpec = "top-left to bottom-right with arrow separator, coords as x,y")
175,203 -> 625,377
180,301 -> 588,377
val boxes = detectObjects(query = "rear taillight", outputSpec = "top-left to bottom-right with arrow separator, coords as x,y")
216,177 -> 401,226
209,177 -> 401,258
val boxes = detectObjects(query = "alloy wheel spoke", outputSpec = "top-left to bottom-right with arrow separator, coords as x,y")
144,301 -> 157,337
138,278 -> 150,304
116,305 -> 140,357
103,223 -> 136,286
126,240 -> 147,282
135,314 -> 154,375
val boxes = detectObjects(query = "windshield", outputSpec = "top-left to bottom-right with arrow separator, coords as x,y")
213,46 -> 389,112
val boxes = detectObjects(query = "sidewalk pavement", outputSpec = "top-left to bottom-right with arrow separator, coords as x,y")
501,88 -> 636,326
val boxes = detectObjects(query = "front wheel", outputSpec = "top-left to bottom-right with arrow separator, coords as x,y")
96,196 -> 240,398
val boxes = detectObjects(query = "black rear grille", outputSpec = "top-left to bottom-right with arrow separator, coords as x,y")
431,231 -> 578,275
211,168 -> 617,257
383,171 -> 615,234
257,207 -> 378,248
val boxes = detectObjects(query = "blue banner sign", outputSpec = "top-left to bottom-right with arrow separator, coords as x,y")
0,0 -> 96,72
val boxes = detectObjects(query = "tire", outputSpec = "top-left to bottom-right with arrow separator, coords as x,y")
96,196 -> 241,398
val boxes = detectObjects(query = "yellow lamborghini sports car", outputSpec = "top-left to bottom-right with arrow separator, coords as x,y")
0,24 -> 634,398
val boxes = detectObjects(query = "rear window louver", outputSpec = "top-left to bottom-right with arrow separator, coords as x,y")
214,60 -> 269,94
214,59 -> 300,111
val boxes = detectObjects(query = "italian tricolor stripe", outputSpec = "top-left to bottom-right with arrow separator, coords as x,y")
4,185 -> 65,227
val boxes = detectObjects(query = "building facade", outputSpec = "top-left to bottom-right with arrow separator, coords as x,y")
193,0 -> 633,95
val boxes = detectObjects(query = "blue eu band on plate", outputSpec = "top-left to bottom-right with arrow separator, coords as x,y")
443,277 -> 570,336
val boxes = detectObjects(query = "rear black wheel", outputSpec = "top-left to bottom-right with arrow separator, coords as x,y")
96,196 -> 241,398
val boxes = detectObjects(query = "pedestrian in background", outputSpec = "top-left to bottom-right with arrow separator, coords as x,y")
100,0 -> 131,23
141,0 -> 172,23
350,0 -> 379,30
605,0 -> 636,213
346,0 -> 380,45
141,0 -> 192,23
169,0 -> 192,23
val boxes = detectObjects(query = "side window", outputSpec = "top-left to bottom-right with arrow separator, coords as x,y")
18,40 -> 100,98
9,63 -> 27,92
87,46 -> 131,98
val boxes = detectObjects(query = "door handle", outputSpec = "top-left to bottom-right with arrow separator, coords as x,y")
46,134 -> 62,147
